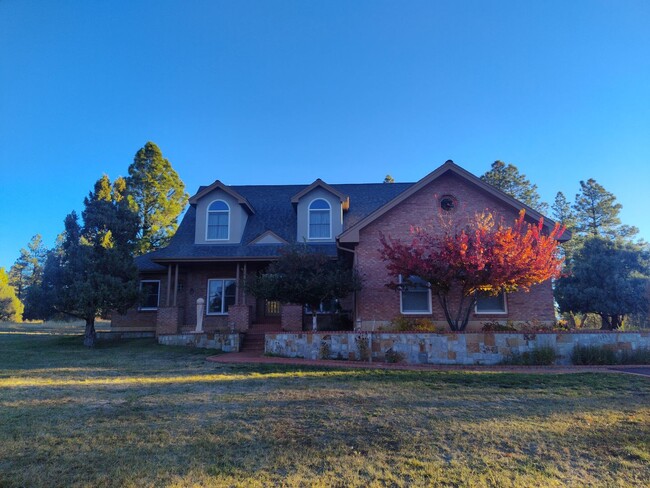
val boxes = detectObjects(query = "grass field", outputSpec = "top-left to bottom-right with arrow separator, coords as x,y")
1,324 -> 649,487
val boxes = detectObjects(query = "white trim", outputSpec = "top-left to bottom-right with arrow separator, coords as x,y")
475,291 -> 508,314
399,275 -> 432,315
205,199 -> 230,241
139,280 -> 160,311
308,198 -> 332,240
206,278 -> 237,315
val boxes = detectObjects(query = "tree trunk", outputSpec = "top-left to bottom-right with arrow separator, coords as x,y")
438,292 -> 476,331
600,314 -> 614,330
83,317 -> 97,347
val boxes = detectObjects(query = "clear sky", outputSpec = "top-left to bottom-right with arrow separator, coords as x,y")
1,0 -> 649,270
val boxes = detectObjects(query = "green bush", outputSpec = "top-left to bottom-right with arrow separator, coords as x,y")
481,320 -> 517,332
355,335 -> 370,361
319,341 -> 331,359
389,316 -> 445,332
384,348 -> 405,363
572,345 -> 650,365
501,346 -> 557,366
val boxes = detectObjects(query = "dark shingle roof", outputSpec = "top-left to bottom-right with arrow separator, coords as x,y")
137,182 -> 413,269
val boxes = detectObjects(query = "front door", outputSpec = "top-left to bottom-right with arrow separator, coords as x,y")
255,298 -> 282,324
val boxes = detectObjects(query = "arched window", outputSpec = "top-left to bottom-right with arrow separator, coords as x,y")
207,200 -> 229,240
308,199 -> 331,239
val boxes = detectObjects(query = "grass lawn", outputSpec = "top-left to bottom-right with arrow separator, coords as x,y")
1,324 -> 649,487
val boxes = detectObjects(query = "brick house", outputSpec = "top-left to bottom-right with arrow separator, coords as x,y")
111,160 -> 564,335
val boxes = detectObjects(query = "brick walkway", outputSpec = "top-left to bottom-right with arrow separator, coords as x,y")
206,351 -> 650,375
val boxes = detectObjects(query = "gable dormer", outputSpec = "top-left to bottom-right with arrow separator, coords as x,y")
291,179 -> 349,243
189,180 -> 255,244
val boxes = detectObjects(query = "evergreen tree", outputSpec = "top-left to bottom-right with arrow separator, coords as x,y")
126,142 -> 189,255
0,267 -> 23,322
551,191 -> 579,262
383,174 -> 395,183
40,175 -> 140,346
8,234 -> 46,300
573,178 -> 638,240
554,237 -> 649,329
481,161 -> 548,213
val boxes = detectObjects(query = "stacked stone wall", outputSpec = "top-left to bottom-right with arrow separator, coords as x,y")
265,331 -> 650,365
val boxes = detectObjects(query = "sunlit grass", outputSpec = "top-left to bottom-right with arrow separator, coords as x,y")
0,325 -> 648,487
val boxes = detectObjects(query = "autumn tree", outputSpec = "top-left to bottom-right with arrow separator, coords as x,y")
0,267 -> 23,322
39,175 -> 140,346
126,142 -> 189,255
380,211 -> 564,331
247,245 -> 361,330
554,237 -> 649,330
481,161 -> 548,213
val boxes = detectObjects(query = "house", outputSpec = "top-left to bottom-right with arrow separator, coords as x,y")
111,160 -> 564,335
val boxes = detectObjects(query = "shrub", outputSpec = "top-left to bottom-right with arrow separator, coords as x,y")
501,346 -> 557,365
384,348 -> 405,363
481,320 -> 517,332
389,316 -> 445,332
355,335 -> 370,361
572,345 -> 650,365
571,345 -> 616,365
319,341 -> 331,359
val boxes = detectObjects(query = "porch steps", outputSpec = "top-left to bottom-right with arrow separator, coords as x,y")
240,323 -> 283,353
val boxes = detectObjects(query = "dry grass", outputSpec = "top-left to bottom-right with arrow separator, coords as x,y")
0,324 -> 649,487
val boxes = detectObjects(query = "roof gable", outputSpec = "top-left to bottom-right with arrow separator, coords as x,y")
188,180 -> 255,214
291,178 -> 350,210
249,230 -> 289,245
338,160 -> 561,243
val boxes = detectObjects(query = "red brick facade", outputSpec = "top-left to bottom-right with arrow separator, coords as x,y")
354,172 -> 556,330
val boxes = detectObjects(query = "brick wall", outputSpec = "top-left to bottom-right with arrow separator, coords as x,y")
281,304 -> 303,331
156,307 -> 182,336
354,172 -> 557,330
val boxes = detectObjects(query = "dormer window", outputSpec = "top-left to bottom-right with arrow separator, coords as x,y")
308,199 -> 331,239
207,200 -> 230,240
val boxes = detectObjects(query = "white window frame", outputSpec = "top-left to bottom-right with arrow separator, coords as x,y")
206,278 -> 237,315
308,198 -> 332,240
475,291 -> 508,314
399,275 -> 432,315
206,200 -> 230,241
139,280 -> 160,311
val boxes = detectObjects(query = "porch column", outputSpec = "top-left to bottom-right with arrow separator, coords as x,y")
243,263 -> 247,306
173,264 -> 179,307
235,262 -> 240,306
166,264 -> 172,307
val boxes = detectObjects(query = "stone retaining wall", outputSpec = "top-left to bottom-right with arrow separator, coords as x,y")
97,331 -> 156,341
265,331 -> 650,365
158,332 -> 241,351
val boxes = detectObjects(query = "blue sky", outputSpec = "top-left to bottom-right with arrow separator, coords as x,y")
1,0 -> 649,270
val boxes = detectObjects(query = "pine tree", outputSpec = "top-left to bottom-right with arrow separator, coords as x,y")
383,175 -> 395,183
481,161 -> 548,213
8,235 -> 46,301
40,175 -> 140,346
551,192 -> 579,262
572,179 -> 638,241
126,142 -> 189,255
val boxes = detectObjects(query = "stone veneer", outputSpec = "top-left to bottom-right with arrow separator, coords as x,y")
158,332 -> 241,351
265,331 -> 650,365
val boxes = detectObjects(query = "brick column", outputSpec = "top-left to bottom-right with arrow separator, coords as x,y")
229,304 -> 251,332
281,304 -> 303,331
156,307 -> 180,336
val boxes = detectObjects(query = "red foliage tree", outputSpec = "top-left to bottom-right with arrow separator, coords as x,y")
379,210 -> 565,331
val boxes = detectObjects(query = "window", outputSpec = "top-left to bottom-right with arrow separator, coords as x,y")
475,291 -> 507,314
140,280 -> 160,310
207,279 -> 236,314
400,275 -> 432,314
207,200 -> 229,240
308,198 -> 331,239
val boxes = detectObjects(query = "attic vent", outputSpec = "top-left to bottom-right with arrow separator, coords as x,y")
440,195 -> 456,212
